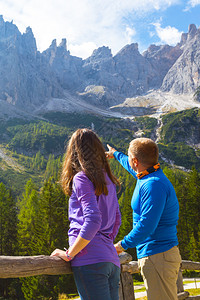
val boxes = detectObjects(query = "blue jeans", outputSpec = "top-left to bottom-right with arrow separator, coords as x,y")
72,262 -> 120,300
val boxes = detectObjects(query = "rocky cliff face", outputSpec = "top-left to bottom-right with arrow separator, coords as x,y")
0,15 -> 199,115
79,44 -> 155,106
42,38 -> 84,91
0,16 -> 62,110
143,44 -> 183,88
161,24 -> 200,94
113,43 -> 156,96
78,43 -> 181,106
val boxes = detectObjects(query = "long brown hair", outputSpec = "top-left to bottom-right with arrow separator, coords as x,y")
61,128 -> 120,196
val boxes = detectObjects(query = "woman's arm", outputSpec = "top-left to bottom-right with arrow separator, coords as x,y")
74,172 -> 102,240
110,205 -> 121,241
50,235 -> 90,261
51,172 -> 102,261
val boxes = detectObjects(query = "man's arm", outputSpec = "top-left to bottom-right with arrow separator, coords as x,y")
106,144 -> 137,178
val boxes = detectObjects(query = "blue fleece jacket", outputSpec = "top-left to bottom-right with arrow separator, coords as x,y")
114,151 -> 179,259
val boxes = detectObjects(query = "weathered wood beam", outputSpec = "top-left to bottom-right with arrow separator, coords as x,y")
2,256 -> 199,280
185,297 -> 200,299
121,259 -> 200,274
121,261 -> 139,274
181,260 -> 200,270
119,252 -> 132,265
177,291 -> 190,300
0,253 -> 132,279
0,255 -> 72,278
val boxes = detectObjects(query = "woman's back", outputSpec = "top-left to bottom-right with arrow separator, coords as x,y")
68,171 -> 121,267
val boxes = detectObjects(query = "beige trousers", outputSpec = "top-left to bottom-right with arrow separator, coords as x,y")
138,246 -> 182,300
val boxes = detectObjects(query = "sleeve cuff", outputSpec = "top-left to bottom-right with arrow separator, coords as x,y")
113,151 -> 120,159
121,239 -> 128,250
79,232 -> 92,241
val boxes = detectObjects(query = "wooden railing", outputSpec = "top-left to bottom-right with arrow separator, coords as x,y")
0,253 -> 200,300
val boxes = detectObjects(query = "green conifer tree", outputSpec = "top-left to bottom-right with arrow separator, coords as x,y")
184,167 -> 200,260
0,182 -> 18,299
39,178 -> 69,253
0,183 -> 18,255
17,179 -> 42,255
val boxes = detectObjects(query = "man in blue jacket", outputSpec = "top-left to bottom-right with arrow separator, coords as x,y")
106,137 -> 181,300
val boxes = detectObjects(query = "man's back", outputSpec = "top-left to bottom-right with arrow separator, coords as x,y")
132,168 -> 179,259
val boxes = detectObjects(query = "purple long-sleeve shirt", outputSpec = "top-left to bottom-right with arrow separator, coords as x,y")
68,171 -> 121,267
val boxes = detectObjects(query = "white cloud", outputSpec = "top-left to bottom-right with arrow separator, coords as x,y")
0,0 -> 181,58
186,0 -> 200,7
68,42 -> 97,59
153,23 -> 183,45
184,0 -> 200,10
125,26 -> 136,44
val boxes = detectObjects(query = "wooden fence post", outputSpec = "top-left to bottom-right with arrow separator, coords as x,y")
119,271 -> 135,300
177,268 -> 184,293
119,252 -> 135,300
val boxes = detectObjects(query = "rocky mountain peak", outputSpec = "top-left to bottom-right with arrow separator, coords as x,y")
143,44 -> 179,59
25,26 -> 34,35
116,43 -> 139,57
180,32 -> 188,46
84,46 -> 112,66
50,39 -> 57,48
92,46 -> 112,58
22,26 -> 37,54
188,24 -> 197,38
44,38 -> 69,57
58,38 -> 67,49
179,24 -> 198,46
0,15 -> 4,25
143,44 -> 160,56
161,23 -> 200,94
0,15 -> 19,38
56,38 -> 70,57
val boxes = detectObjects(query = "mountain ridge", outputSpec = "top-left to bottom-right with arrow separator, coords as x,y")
0,15 -> 200,118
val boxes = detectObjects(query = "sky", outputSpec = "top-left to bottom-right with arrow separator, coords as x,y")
0,0 -> 200,59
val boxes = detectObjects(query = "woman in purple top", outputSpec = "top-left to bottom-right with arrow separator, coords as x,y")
51,129 -> 121,300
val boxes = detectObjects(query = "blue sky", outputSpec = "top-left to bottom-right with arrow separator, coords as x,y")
0,0 -> 200,58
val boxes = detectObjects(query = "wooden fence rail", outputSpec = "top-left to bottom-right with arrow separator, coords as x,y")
0,253 -> 200,300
